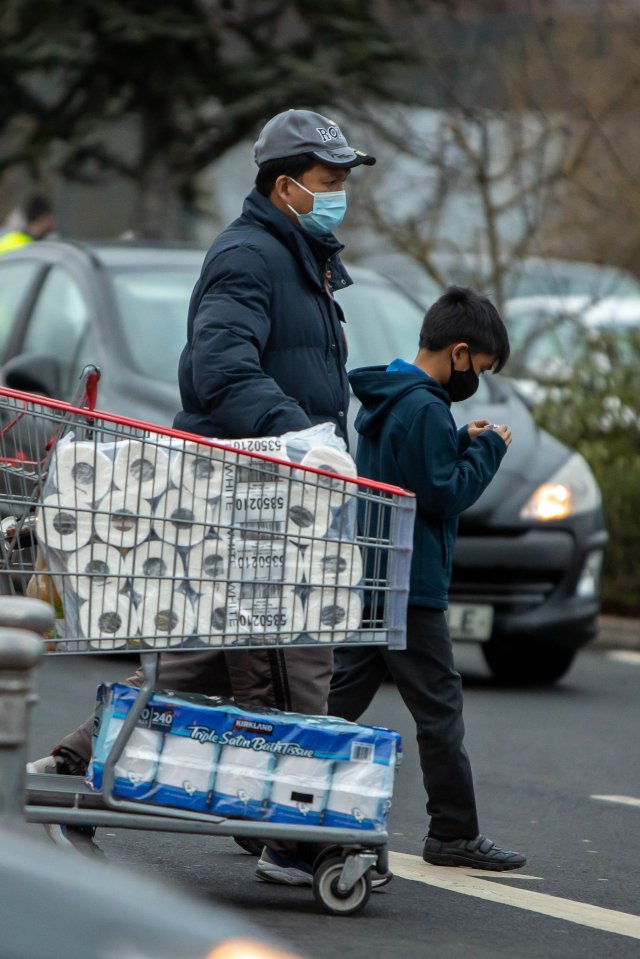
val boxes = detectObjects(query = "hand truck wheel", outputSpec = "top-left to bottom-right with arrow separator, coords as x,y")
312,852 -> 372,916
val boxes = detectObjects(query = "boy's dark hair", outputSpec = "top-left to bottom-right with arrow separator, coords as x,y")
255,154 -> 318,197
24,193 -> 52,223
419,286 -> 510,372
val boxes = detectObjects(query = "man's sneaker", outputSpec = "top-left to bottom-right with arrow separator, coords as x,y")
256,848 -> 314,885
423,834 -> 526,871
26,756 -> 104,859
26,755 -> 58,775
256,847 -> 393,888
41,823 -> 106,859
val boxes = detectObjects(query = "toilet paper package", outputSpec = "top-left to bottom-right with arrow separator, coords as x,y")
269,755 -> 332,826
36,422 -> 376,651
211,744 -> 274,818
154,735 -> 220,812
90,710 -> 162,800
88,682 -> 401,830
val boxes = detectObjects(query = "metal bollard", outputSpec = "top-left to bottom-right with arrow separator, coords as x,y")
0,598 -> 51,825
0,596 -> 55,634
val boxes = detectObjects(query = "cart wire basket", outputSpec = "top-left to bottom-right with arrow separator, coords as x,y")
0,377 -> 415,653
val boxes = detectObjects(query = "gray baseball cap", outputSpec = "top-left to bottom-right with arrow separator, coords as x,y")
254,109 -> 376,168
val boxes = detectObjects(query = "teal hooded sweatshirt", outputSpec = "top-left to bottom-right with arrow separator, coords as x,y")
350,359 -> 508,609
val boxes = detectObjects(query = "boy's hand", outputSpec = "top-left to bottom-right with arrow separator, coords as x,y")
467,420 -> 512,447
493,424 -> 512,447
467,419 -> 491,440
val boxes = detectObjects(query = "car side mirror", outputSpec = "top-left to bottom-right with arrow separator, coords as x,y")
2,354 -> 62,397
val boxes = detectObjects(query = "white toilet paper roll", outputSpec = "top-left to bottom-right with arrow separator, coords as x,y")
214,745 -> 272,803
304,587 -> 363,642
51,440 -> 113,504
156,735 -> 219,797
113,439 -> 171,500
129,540 -> 184,596
193,586 -> 228,642
300,445 -> 358,487
270,755 -> 332,818
170,441 -> 226,500
153,489 -> 212,547
327,760 -> 393,822
137,584 -> 195,648
302,540 -> 363,588
37,495 -> 93,552
67,542 -> 131,600
79,585 -> 135,649
93,491 -> 152,548
285,481 -> 332,544
225,583 -> 305,641
185,535 -> 229,588
114,726 -> 162,791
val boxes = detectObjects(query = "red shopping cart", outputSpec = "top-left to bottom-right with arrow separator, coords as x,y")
0,370 -> 416,915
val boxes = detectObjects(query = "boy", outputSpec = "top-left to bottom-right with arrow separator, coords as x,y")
328,285 -> 526,871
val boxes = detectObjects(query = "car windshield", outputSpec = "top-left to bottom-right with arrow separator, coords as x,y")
504,263 -> 640,300
109,263 -> 494,400
507,306 -> 639,378
109,267 -> 198,382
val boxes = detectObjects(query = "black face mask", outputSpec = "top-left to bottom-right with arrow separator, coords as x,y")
445,355 -> 479,403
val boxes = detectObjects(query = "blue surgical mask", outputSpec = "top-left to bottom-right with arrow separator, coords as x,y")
287,177 -> 347,236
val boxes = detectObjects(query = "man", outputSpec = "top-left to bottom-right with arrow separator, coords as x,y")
328,286 -> 527,871
32,110 -> 382,884
0,194 -> 55,253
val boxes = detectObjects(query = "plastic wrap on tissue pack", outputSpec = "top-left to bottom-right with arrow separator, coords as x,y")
87,683 -> 401,829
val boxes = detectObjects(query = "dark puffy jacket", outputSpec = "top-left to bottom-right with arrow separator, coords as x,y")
174,188 -> 352,443
350,360 -> 507,609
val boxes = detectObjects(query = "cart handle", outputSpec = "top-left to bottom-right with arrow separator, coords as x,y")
0,384 -> 415,499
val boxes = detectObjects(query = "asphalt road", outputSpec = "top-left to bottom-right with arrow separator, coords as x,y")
27,642 -> 640,959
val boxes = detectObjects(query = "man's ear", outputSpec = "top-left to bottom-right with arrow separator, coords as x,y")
274,175 -> 293,202
451,343 -> 470,370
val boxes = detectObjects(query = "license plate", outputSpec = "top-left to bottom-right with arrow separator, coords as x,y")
446,603 -> 494,642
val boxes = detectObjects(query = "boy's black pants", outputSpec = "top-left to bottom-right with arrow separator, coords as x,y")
328,606 -> 480,841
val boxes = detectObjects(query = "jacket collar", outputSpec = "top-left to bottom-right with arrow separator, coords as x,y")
241,188 -> 352,293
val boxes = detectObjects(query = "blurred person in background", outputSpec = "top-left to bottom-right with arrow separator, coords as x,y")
0,193 -> 55,253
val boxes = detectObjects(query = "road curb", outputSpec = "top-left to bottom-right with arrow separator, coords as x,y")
592,615 -> 640,651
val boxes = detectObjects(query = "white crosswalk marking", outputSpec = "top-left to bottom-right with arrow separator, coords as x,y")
389,852 -> 640,940
591,794 -> 640,809
606,651 -> 640,665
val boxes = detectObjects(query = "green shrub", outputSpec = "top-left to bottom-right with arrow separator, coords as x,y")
533,328 -> 640,615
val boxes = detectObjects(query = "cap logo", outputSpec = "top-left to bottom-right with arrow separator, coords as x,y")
316,125 -> 342,143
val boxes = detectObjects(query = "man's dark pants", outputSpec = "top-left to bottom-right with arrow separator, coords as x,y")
328,606 -> 479,840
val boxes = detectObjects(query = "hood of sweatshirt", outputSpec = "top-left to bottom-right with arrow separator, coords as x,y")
349,361 -> 450,438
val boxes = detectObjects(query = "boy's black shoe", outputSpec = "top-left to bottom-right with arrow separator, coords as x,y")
423,834 -> 526,871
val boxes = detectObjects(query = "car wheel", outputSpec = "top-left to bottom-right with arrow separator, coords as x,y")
482,640 -> 576,686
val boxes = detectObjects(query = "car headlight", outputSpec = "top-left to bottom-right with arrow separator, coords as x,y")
206,941 -> 304,959
519,453 -> 601,521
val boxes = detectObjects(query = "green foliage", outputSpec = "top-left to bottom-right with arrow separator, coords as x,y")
0,0 -> 427,233
534,328 -> 640,614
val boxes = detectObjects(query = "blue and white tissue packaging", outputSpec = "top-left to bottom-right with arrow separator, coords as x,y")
87,683 -> 401,829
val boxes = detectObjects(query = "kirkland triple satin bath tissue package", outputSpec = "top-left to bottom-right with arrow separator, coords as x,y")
88,683 -> 402,831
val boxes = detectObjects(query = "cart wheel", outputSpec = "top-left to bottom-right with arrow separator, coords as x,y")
313,855 -> 372,916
